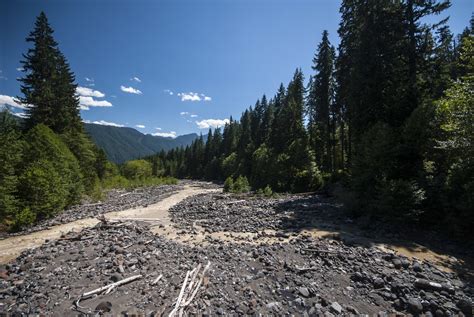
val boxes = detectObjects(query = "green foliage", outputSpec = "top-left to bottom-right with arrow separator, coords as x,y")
223,176 -> 234,192
101,175 -> 178,190
19,12 -> 82,134
223,175 -> 250,194
18,125 -> 83,220
222,152 -> 238,178
256,185 -> 274,198
12,208 -> 36,231
122,159 -> 153,180
18,159 -> 69,219
0,112 -> 23,220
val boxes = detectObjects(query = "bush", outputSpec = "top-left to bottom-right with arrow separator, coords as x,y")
12,208 -> 36,231
101,175 -> 177,190
233,175 -> 250,193
256,185 -> 274,197
122,160 -> 153,180
223,175 -> 250,193
223,176 -> 234,192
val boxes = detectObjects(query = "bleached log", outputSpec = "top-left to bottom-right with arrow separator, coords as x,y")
80,274 -> 142,300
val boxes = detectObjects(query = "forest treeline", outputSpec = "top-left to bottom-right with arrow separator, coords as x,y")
0,13 -> 175,230
150,1 -> 473,237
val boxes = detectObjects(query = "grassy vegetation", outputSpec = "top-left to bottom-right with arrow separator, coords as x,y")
101,175 -> 178,190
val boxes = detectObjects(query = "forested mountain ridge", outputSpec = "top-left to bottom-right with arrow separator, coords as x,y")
84,123 -> 199,163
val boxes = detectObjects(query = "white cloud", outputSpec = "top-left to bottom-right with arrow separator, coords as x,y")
177,92 -> 212,102
135,124 -> 145,129
121,85 -> 142,95
78,96 -> 112,109
16,67 -> 24,72
155,127 -> 162,130
190,114 -> 198,118
131,77 -> 141,83
178,92 -> 201,102
13,112 -> 28,118
85,77 -> 94,82
83,119 -> 124,127
76,86 -> 105,98
152,131 -> 177,138
180,111 -> 190,116
164,89 -> 174,95
196,118 -> 230,129
0,95 -> 28,109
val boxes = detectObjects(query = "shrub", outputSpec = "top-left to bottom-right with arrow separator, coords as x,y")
223,176 -> 234,192
122,159 -> 153,180
12,208 -> 36,231
263,185 -> 273,197
233,175 -> 250,193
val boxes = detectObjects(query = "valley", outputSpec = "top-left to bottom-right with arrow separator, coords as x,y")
0,183 -> 472,315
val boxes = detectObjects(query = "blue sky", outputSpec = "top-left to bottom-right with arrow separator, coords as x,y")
1,0 -> 472,137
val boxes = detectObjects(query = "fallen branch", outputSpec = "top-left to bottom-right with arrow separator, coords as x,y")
300,248 -> 347,255
78,274 -> 142,302
227,200 -> 246,205
151,274 -> 163,286
294,265 -> 319,273
169,262 -> 211,317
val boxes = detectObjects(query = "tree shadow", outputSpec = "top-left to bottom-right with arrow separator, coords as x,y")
273,194 -> 474,285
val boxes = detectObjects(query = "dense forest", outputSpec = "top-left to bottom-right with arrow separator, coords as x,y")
150,1 -> 473,237
0,12 -> 175,230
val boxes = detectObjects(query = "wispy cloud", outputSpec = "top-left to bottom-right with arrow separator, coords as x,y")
180,111 -> 190,116
16,67 -> 24,72
196,118 -> 229,129
177,92 -> 212,102
190,114 -> 198,118
85,77 -> 94,82
152,131 -> 177,138
131,76 -> 141,83
164,89 -> 174,95
76,86 -> 105,98
0,70 -> 7,80
0,95 -> 28,109
135,124 -> 145,129
83,119 -> 124,127
121,85 -> 142,95
155,127 -> 162,131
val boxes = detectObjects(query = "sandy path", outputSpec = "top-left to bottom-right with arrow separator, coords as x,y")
0,185 -> 219,263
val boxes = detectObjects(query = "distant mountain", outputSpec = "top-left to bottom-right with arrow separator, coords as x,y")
84,124 -> 199,163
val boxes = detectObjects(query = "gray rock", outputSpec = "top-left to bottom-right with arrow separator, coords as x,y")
407,298 -> 423,314
456,299 -> 472,315
299,287 -> 310,298
373,277 -> 385,289
330,302 -> 342,315
95,301 -> 112,313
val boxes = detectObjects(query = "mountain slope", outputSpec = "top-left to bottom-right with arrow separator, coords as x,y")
84,124 -> 199,163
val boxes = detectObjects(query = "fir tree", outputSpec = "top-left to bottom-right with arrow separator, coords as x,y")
18,12 -> 81,134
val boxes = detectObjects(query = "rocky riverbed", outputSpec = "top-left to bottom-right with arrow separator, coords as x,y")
0,187 -> 472,316
0,184 -> 183,239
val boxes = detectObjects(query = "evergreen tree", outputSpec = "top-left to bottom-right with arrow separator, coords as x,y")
19,12 -> 82,134
308,30 -> 336,172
